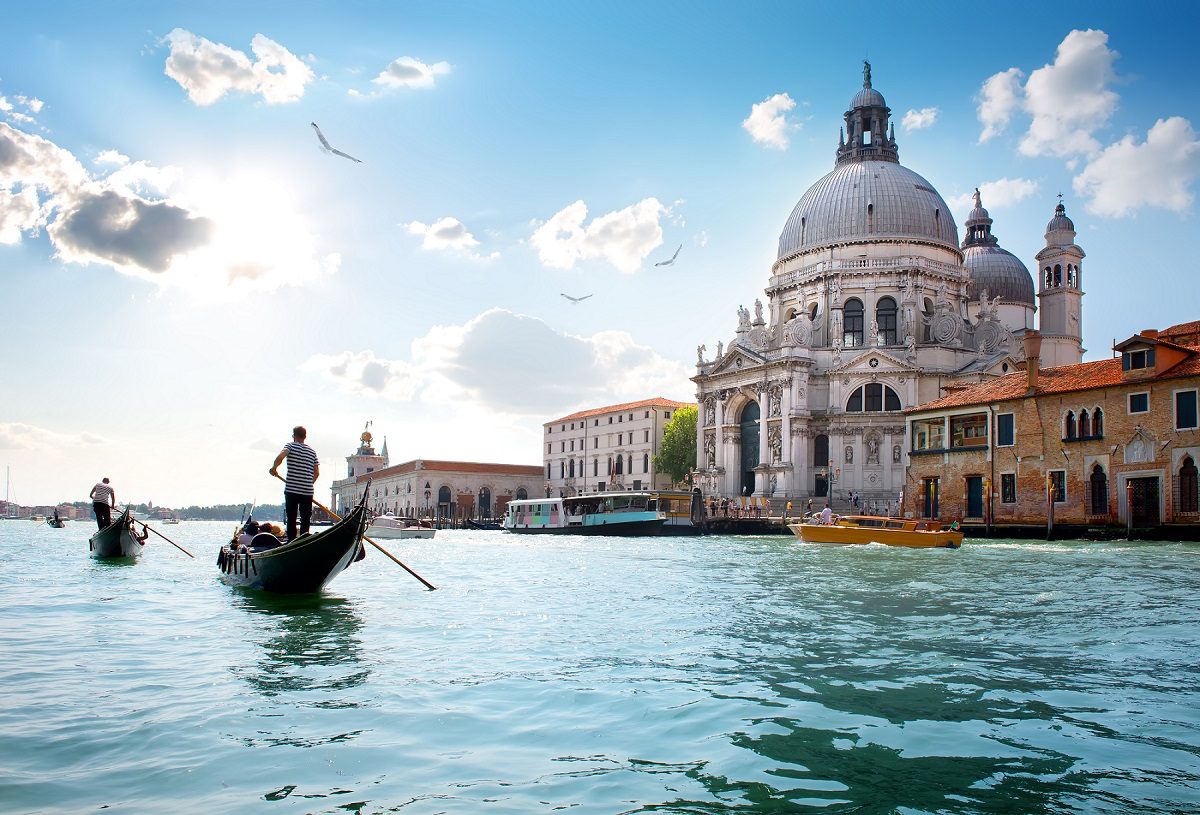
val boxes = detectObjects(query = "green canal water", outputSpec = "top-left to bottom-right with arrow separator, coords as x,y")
1,521 -> 1197,814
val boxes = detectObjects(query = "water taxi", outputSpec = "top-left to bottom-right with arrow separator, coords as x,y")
368,514 -> 436,540
788,515 -> 963,548
504,492 -> 667,536
648,490 -> 704,536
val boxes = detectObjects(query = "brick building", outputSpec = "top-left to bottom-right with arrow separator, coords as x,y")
905,322 -> 1200,531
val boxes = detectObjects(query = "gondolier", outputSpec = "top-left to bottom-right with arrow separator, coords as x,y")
270,426 -> 320,541
89,477 -> 116,531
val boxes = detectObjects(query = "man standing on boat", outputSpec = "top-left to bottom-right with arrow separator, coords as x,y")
270,426 -> 320,541
89,477 -> 115,531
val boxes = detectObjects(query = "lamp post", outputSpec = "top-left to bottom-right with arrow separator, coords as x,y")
1046,471 -> 1055,541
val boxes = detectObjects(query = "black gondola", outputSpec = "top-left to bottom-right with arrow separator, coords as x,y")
88,509 -> 144,558
217,502 -> 368,593
465,519 -> 502,530
46,511 -> 65,528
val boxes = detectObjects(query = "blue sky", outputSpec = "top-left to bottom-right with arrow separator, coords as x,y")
3,1 -> 1199,505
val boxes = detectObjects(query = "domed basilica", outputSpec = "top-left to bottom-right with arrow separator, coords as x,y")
693,64 -> 1085,504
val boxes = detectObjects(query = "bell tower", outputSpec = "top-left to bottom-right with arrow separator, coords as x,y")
1034,197 -> 1084,366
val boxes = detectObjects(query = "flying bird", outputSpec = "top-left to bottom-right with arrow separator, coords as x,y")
310,122 -> 363,163
560,293 -> 593,304
654,244 -> 682,267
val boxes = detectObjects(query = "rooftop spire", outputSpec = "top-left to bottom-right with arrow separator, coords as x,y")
837,64 -> 897,166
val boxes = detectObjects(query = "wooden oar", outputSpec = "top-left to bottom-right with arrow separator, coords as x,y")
129,517 -> 195,558
272,473 -> 436,591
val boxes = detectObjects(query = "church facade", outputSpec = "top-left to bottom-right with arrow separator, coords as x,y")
692,65 -> 1085,506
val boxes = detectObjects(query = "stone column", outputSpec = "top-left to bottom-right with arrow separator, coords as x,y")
757,391 -> 769,468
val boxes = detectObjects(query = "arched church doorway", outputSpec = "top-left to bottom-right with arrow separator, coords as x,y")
739,401 -> 760,495
813,434 -> 829,497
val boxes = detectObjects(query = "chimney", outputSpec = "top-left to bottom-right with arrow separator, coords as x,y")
1140,329 -> 1159,339
1023,330 -> 1042,391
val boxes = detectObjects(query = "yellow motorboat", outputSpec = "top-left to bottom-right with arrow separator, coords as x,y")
788,515 -> 963,549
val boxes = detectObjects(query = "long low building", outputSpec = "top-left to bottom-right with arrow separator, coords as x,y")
330,427 -> 541,518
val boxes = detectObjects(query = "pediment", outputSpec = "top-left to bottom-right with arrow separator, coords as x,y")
827,348 -> 918,375
707,345 -> 767,376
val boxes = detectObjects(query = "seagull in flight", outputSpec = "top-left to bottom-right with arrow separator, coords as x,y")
310,122 -> 363,163
654,244 -> 682,267
560,293 -> 593,304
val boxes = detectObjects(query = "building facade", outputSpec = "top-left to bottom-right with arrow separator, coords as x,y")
543,397 -> 693,496
330,426 -> 541,518
692,65 -> 1083,505
905,323 -> 1200,529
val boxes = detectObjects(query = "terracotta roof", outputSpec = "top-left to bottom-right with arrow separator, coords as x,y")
357,459 -> 541,482
547,397 -> 694,425
910,354 -> 1200,413
1160,320 -> 1200,343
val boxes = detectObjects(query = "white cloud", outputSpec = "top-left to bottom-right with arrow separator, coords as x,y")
1019,29 -> 1118,158
977,67 -> 1024,143
0,422 -> 107,451
901,107 -> 939,131
94,149 -> 129,166
530,198 -> 664,274
162,28 -> 314,105
742,92 -> 797,150
0,122 -> 337,293
303,308 -> 692,417
405,216 -> 497,259
1073,117 -> 1200,217
0,91 -> 42,125
948,177 -> 1040,214
371,56 -> 450,90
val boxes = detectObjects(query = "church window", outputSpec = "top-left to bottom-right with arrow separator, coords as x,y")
875,297 -> 898,345
1067,265 -> 1078,287
1093,408 -> 1104,436
1180,456 -> 1199,513
1064,411 -> 1077,440
922,298 -> 934,343
846,383 -> 901,413
516,487 -> 528,501
1078,409 -> 1090,438
1044,268 -> 1052,288
844,298 -> 864,347
1053,264 -> 1062,286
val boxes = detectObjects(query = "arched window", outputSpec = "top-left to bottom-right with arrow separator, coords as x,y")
643,453 -> 649,473
516,487 -> 528,500
593,459 -> 598,476
615,456 -> 623,475
846,383 -> 902,412
813,434 -> 829,467
568,459 -> 575,478
438,486 -> 452,505
1053,264 -> 1062,286
809,302 -> 818,322
875,297 -> 898,345
1064,411 -> 1077,439
1044,268 -> 1052,288
1078,409 -> 1090,438
1180,456 -> 1199,514
844,298 -> 864,347
1089,464 -> 1108,515
559,461 -> 565,478
922,297 -> 934,342
1092,408 -> 1104,437
1067,265 -> 1077,287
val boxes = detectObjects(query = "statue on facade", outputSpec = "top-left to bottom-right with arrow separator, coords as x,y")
703,397 -> 716,427
902,275 -> 917,302
892,444 -> 902,464
863,59 -> 872,87
696,344 -> 706,365
769,425 -> 782,463
716,340 -> 724,359
753,299 -> 764,324
845,444 -> 854,464
768,384 -> 782,418
737,306 -> 751,331
869,319 -> 880,345
830,276 -> 841,304
936,280 -> 949,307
769,473 -> 778,495
977,288 -> 1001,321
704,431 -> 716,468
867,436 -> 880,465
904,333 -> 917,361
831,335 -> 843,364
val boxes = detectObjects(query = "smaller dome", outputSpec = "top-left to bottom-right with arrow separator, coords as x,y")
1045,201 -> 1075,234
851,87 -> 886,109
964,245 -> 1035,306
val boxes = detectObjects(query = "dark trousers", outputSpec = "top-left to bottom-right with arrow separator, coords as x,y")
285,492 -> 313,540
93,502 -> 111,530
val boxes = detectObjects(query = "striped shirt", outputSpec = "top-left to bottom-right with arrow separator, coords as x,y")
282,441 -> 319,496
91,483 -> 113,504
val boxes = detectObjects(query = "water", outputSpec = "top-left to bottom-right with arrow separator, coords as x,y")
1,521 -> 1198,814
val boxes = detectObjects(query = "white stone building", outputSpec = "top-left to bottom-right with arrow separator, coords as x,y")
692,65 -> 1084,506
330,426 -> 541,518
543,397 -> 694,496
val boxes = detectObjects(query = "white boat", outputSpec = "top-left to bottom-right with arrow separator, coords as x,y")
503,492 -> 668,536
161,518 -> 181,525
368,514 -> 436,540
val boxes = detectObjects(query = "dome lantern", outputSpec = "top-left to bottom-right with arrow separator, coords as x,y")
837,61 -> 898,166
962,187 -> 1035,306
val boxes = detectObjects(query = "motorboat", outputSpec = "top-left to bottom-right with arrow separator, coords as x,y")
788,514 -> 963,548
368,514 -> 436,540
503,492 -> 667,536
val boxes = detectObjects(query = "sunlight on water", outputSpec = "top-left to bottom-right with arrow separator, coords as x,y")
0,521 -> 1198,814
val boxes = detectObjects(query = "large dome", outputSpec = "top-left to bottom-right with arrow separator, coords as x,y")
777,160 -> 961,260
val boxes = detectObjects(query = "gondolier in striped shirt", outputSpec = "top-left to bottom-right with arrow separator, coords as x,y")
89,477 -> 115,531
270,426 -> 320,541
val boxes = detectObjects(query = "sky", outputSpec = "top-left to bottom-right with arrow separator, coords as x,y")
3,1 -> 1200,506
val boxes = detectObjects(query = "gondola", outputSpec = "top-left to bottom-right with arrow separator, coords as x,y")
217,501 -> 369,593
465,519 -> 501,530
88,509 -> 144,558
46,511 -> 65,528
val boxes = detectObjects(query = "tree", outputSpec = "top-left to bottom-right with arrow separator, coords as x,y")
654,405 -> 697,486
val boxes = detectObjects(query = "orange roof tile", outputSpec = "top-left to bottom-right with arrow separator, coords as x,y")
547,397 -> 694,425
1160,320 -> 1200,342
357,459 -> 542,482
910,354 -> 1200,413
